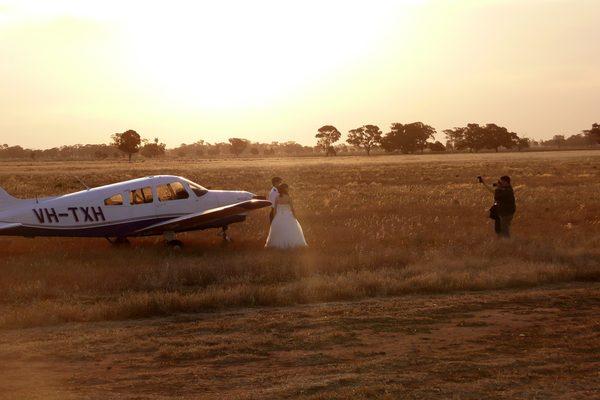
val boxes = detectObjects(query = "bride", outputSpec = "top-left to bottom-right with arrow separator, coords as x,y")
265,183 -> 308,249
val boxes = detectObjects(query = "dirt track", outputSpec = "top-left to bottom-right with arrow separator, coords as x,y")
1,283 -> 598,399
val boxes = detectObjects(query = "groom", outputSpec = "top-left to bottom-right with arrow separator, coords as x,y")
268,176 -> 282,223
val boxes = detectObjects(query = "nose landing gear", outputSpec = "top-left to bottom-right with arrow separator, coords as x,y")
220,226 -> 232,245
164,231 -> 183,249
106,236 -> 130,245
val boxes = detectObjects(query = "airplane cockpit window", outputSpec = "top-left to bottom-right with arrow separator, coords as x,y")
157,182 -> 190,202
130,187 -> 153,205
104,194 -> 124,206
189,182 -> 208,197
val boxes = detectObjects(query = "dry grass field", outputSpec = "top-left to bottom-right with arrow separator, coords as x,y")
1,151 -> 599,399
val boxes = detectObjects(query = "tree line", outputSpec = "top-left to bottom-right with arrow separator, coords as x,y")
108,133 -> 317,160
315,122 -> 600,156
1,123 -> 598,161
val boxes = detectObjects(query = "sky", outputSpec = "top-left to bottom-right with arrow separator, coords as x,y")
0,0 -> 598,149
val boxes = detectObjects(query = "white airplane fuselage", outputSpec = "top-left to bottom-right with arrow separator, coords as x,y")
0,175 -> 262,238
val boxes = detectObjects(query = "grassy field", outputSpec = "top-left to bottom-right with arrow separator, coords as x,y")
1,151 -> 599,399
0,151 -> 598,329
1,284 -> 598,399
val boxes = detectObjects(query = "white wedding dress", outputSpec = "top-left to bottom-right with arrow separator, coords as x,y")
265,203 -> 308,249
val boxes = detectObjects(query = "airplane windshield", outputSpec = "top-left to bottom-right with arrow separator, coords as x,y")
185,180 -> 208,197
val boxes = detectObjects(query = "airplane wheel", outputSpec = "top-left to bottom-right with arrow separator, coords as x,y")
107,237 -> 130,245
166,239 -> 184,250
219,226 -> 231,245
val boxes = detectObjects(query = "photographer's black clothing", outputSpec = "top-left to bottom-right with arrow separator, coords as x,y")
494,186 -> 516,216
494,213 -> 513,238
492,185 -> 515,237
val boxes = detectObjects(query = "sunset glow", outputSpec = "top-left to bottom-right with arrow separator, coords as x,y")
1,0 -> 598,148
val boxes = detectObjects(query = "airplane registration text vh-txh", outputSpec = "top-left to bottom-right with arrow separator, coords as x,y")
0,175 -> 271,246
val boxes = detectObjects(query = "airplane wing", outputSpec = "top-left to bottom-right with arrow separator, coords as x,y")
0,222 -> 21,231
135,199 -> 271,235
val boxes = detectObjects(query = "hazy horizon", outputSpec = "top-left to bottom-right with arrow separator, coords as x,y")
1,0 -> 599,149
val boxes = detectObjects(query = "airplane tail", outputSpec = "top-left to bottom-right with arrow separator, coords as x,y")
0,187 -> 21,212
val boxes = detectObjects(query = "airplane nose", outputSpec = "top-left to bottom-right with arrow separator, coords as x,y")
215,190 -> 258,204
235,191 -> 254,202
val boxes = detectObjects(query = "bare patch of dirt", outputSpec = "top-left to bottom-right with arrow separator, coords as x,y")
0,283 -> 598,399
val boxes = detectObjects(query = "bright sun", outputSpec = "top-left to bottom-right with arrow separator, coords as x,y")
1,0 -> 418,111
115,1 -> 413,110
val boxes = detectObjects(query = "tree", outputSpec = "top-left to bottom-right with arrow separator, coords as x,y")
281,141 -> 303,156
346,124 -> 382,155
250,147 -> 259,155
445,123 -> 522,152
381,123 -> 411,153
564,134 -> 582,147
583,123 -> 600,144
316,125 -> 341,156
464,124 -> 491,152
444,127 -> 467,151
0,145 -> 30,159
94,150 -> 109,159
176,149 -> 187,158
428,141 -> 446,152
516,137 -> 530,151
483,123 -> 519,152
550,134 -> 566,148
334,143 -> 350,154
228,138 -> 249,156
140,137 -> 166,158
381,122 -> 435,154
405,122 -> 436,153
111,129 -> 141,162
445,124 -> 488,152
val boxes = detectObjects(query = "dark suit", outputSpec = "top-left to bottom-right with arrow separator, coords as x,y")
269,208 -> 275,223
268,187 -> 279,224
493,186 -> 516,237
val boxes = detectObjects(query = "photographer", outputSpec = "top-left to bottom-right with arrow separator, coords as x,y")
478,175 -> 516,238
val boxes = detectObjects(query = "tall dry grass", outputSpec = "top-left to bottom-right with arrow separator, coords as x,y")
0,151 -> 599,328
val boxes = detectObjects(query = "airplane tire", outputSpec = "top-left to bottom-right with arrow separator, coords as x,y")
106,236 -> 130,245
166,239 -> 184,250
115,237 -> 130,245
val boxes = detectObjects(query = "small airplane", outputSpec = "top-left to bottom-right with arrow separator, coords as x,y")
0,175 -> 271,246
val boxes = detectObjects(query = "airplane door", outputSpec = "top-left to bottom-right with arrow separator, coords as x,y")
154,181 -> 195,218
128,186 -> 158,226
